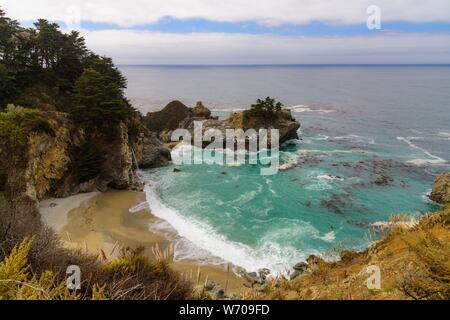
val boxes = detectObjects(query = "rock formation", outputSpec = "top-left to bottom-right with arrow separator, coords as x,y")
143,100 -> 300,147
430,173 -> 450,204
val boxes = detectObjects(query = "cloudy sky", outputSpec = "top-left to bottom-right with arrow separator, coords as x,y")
2,0 -> 450,64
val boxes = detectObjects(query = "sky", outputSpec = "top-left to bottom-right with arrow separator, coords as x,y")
2,0 -> 450,64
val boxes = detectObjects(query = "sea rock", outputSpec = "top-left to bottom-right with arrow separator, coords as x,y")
429,173 -> 450,204
192,101 -> 212,118
258,268 -> 271,281
290,270 -> 301,280
134,130 -> 171,169
204,280 -> 225,299
143,101 -> 300,149
143,100 -> 193,135
293,262 -> 309,273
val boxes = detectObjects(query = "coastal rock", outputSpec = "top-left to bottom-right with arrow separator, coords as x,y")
134,130 -> 171,169
429,173 -> 450,204
306,255 -> 324,271
290,270 -> 301,280
0,111 -> 143,201
293,262 -> 309,273
204,280 -> 225,299
192,101 -> 212,118
143,101 -> 300,149
227,109 -> 300,145
143,100 -> 193,135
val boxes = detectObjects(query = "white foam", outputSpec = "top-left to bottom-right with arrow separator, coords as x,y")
143,181 -> 306,273
397,136 -> 448,166
129,201 -> 149,213
318,231 -> 336,243
437,132 -> 450,140
279,154 -> 299,171
289,105 -> 335,114
317,174 -> 344,181
311,134 -> 330,141
333,134 -> 375,145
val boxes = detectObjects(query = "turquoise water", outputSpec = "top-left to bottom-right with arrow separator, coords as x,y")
124,65 -> 450,273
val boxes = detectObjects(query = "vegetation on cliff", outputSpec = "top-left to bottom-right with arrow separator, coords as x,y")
0,8 -> 184,301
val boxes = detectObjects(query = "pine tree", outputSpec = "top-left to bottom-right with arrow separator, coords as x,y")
72,68 -> 130,123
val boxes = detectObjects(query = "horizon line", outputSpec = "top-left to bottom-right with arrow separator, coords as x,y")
118,63 -> 450,67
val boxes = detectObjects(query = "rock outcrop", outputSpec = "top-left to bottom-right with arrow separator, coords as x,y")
430,173 -> 450,204
143,100 -> 194,135
143,100 -> 300,147
0,111 -> 144,203
134,128 -> 171,169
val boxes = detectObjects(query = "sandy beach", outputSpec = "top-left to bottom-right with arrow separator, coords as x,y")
39,190 -> 247,294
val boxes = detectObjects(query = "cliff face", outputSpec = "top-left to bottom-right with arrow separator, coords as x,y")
0,111 -> 143,203
430,173 -> 450,205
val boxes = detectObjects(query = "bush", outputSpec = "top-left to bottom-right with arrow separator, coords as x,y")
398,229 -> 450,300
244,97 -> 283,120
0,107 -> 53,147
98,247 -> 192,300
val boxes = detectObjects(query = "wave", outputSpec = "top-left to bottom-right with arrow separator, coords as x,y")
317,174 -> 344,181
143,181 -> 310,274
311,134 -> 330,141
437,132 -> 450,140
397,136 -> 448,165
332,134 -> 375,145
129,201 -> 149,213
211,108 -> 245,112
289,105 -> 335,114
317,231 -> 336,243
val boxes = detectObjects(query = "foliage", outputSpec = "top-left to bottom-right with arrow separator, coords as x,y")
0,7 -> 133,124
0,107 -> 53,147
71,68 -> 131,123
0,237 -> 79,300
244,97 -> 283,119
398,229 -> 450,300
99,247 -> 192,300
0,63 -> 17,109
74,142 -> 102,182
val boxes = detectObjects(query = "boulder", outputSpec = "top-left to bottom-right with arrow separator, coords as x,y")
192,101 -> 212,118
204,280 -> 225,299
293,262 -> 309,273
135,131 -> 171,169
143,101 -> 192,135
429,173 -> 450,204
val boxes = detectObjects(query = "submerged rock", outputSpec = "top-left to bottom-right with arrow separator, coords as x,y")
429,173 -> 450,204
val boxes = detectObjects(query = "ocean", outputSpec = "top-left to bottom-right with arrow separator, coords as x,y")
122,65 -> 450,273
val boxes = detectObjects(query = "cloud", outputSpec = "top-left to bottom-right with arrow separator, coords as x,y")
82,29 -> 450,64
2,0 -> 450,27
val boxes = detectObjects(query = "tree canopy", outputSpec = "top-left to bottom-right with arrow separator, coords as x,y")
0,7 -> 133,124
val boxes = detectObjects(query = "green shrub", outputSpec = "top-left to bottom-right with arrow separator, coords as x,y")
0,108 -> 53,147
244,97 -> 283,120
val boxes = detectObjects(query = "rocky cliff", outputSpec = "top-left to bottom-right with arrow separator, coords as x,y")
430,173 -> 450,205
0,111 -> 143,204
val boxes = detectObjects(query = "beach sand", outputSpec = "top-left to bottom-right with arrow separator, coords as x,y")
39,190 -> 247,294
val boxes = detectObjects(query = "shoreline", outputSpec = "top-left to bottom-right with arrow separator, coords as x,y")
38,190 -> 247,294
